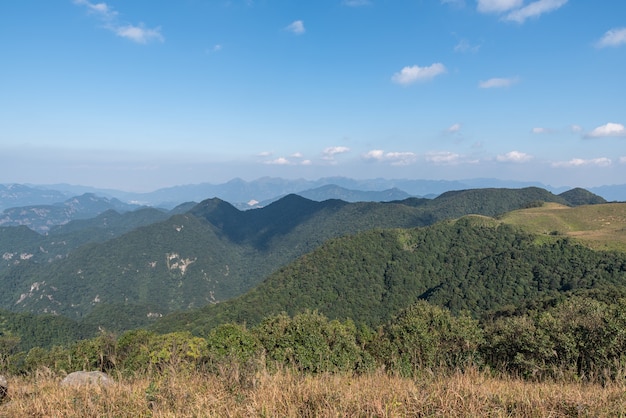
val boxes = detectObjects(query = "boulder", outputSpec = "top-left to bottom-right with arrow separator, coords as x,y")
61,371 -> 113,387
0,374 -> 7,402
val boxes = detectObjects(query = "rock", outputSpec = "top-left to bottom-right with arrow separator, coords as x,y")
0,374 -> 7,402
61,371 -> 113,387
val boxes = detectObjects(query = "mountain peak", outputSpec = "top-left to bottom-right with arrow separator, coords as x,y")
559,188 -> 607,206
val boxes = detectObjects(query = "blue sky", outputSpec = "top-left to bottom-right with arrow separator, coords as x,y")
1,0 -> 625,191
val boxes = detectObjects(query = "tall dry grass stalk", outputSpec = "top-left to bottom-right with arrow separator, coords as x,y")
2,367 -> 626,417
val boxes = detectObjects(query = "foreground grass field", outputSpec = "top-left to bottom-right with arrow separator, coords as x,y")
2,368 -> 626,417
500,202 -> 626,252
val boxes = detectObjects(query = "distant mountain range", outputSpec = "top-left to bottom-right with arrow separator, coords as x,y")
0,193 -> 144,233
0,186 -> 603,330
3,177 -> 625,212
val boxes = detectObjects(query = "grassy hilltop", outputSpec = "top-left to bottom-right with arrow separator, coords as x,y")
501,202 -> 626,252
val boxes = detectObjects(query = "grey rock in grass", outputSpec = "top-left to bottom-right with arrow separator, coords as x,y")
61,371 -> 113,387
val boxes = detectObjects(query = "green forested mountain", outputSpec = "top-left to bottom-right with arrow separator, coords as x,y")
152,217 -> 626,335
0,308 -> 87,352
0,207 -> 170,277
0,187 -> 605,333
558,187 -> 607,206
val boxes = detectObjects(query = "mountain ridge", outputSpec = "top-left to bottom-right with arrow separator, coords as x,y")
0,186 -> 603,328
4,177 -> 621,211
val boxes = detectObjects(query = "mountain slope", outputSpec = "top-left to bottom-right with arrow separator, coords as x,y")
153,217 -> 626,335
0,207 -> 171,277
0,187 -> 605,326
499,202 -> 626,252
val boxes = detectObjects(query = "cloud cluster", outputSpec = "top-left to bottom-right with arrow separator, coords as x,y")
477,0 -> 523,13
285,20 -> 306,35
391,63 -> 447,85
596,28 -> 626,48
259,147 -> 350,166
497,151 -> 532,162
363,150 -> 417,166
446,123 -> 462,133
256,139 -> 620,177
552,158 -> 612,168
73,0 -> 163,44
322,146 -> 350,160
454,39 -> 481,53
477,0 -> 569,23
424,151 -> 462,164
259,151 -> 312,166
585,123 -> 626,138
479,77 -> 519,88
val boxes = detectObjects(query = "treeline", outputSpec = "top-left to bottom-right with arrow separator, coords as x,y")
4,293 -> 626,385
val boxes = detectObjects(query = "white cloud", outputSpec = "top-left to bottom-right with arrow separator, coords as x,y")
290,152 -> 303,158
342,0 -> 371,6
73,0 -> 117,19
385,152 -> 418,165
212,44 -> 223,52
258,151 -> 273,157
620,157 -> 626,164
391,63 -> 446,85
504,0 -> 568,23
363,150 -> 385,161
479,77 -> 519,88
425,151 -> 461,164
362,150 -> 417,165
446,123 -> 462,133
496,151 -> 532,162
477,0 -> 568,23
264,157 -> 291,165
585,123 -> 626,138
285,20 -> 305,35
385,152 -> 417,165
597,28 -> 626,48
531,127 -> 556,134
552,158 -> 612,168
570,124 -> 583,133
454,39 -> 481,53
113,24 -> 163,44
322,146 -> 350,160
477,0 -> 523,13
74,0 -> 163,44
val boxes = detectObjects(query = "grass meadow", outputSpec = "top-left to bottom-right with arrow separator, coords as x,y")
2,367 -> 626,417
500,202 -> 626,252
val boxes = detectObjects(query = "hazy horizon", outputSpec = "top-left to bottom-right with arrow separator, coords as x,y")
1,1 -> 625,192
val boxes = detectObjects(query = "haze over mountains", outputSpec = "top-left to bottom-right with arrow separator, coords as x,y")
3,177 -> 626,213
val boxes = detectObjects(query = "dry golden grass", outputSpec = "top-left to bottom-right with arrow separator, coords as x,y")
2,368 -> 626,417
500,202 -> 626,252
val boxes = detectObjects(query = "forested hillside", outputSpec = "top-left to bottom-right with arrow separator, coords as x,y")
0,186 -> 610,347
152,216 -> 626,335
0,187 -> 580,326
0,207 -> 171,276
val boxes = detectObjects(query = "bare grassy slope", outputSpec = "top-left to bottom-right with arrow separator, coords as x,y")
500,202 -> 626,252
2,369 -> 626,417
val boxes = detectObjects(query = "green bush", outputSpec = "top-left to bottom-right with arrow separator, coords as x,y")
371,301 -> 483,377
205,323 -> 264,388
254,311 -> 364,373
